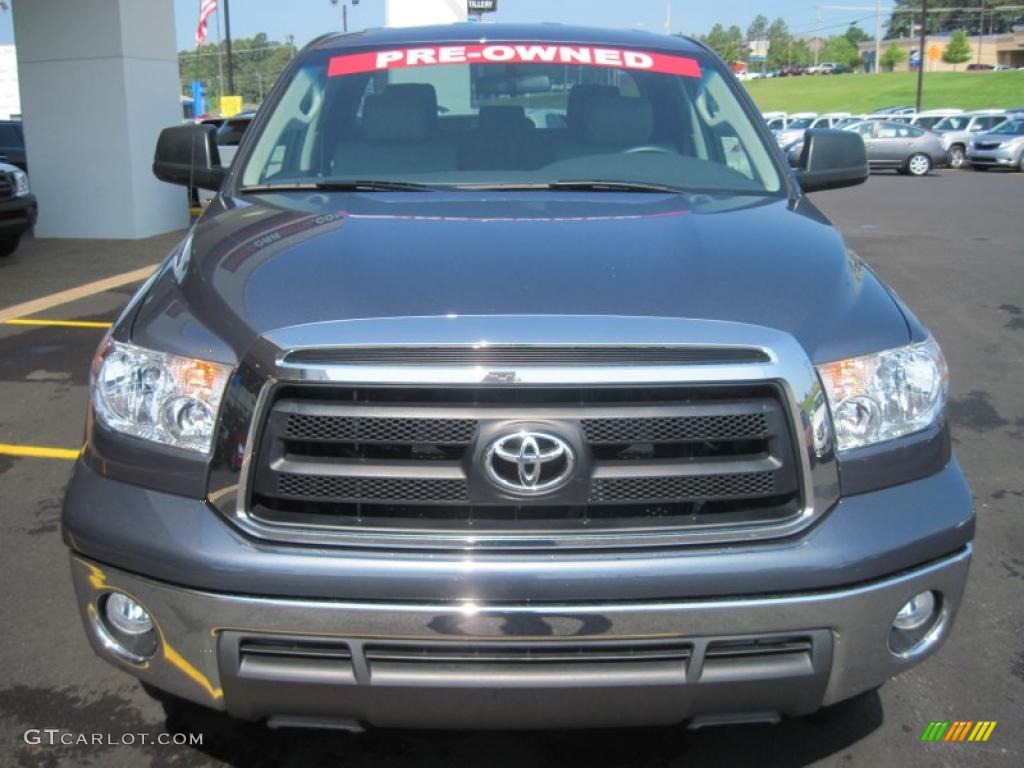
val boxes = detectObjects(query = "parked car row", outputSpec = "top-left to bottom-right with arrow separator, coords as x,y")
764,107 -> 1024,175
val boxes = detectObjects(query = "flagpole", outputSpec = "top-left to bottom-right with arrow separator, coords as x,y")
193,0 -> 203,117
224,0 -> 235,96
215,2 -> 224,107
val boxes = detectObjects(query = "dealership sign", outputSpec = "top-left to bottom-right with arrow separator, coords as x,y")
468,0 -> 497,11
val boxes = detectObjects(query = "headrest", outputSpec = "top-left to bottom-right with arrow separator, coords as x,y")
567,84 -> 619,133
581,96 -> 654,146
477,105 -> 532,133
361,84 -> 438,142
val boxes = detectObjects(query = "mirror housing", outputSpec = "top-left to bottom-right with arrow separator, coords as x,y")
153,124 -> 226,191
796,129 -> 869,193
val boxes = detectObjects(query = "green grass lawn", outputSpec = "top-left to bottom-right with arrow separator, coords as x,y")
745,71 -> 1024,114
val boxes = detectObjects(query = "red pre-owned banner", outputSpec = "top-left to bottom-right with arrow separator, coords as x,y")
328,44 -> 702,78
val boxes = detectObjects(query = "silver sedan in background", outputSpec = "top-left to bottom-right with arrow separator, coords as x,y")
787,121 -> 946,176
968,116 -> 1024,171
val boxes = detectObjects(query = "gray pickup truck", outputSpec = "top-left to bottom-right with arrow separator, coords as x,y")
63,24 -> 972,731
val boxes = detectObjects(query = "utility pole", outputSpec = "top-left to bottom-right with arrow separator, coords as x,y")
214,4 -> 224,103
224,0 -> 235,95
915,0 -> 928,112
814,6 -> 822,66
977,3 -> 984,66
874,0 -> 882,73
664,3 -> 672,35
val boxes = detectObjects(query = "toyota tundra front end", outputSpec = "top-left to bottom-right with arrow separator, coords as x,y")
63,24 -> 973,731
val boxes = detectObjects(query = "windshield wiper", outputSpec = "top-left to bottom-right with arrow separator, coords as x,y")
239,179 -> 436,193
453,180 -> 684,193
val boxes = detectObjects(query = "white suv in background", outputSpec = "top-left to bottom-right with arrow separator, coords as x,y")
933,110 -> 1007,168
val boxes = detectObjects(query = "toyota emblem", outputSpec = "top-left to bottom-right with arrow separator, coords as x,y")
483,430 -> 576,495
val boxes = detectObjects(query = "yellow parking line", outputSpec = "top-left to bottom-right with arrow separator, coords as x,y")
3,319 -> 112,329
0,264 -> 157,323
0,443 -> 80,460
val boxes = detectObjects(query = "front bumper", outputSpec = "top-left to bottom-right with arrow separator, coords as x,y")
70,546 -> 971,729
0,194 -> 37,235
967,147 -> 1022,167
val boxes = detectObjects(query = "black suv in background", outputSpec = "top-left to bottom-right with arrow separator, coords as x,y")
0,120 -> 27,172
64,24 -> 973,731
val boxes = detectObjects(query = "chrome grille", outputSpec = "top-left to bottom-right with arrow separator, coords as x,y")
248,381 -> 801,547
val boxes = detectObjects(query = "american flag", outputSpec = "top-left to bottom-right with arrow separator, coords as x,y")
195,0 -> 218,46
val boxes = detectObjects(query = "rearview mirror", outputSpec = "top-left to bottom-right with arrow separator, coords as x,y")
475,74 -> 552,96
796,129 -> 869,193
152,124 -> 226,191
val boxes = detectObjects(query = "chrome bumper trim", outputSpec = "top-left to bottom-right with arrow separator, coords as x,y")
71,545 -> 970,722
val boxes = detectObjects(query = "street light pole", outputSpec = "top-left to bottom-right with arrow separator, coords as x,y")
331,0 -> 361,33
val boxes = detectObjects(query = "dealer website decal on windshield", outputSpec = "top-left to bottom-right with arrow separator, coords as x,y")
328,44 -> 702,78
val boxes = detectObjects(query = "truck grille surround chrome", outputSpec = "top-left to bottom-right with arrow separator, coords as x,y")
229,329 -> 839,552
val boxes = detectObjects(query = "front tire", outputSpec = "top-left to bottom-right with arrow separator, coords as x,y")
0,235 -> 21,257
947,144 -> 966,169
906,153 -> 932,177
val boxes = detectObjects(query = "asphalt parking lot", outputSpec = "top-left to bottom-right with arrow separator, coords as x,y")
0,170 -> 1021,767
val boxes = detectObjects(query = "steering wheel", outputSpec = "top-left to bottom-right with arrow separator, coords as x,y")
622,145 -> 672,155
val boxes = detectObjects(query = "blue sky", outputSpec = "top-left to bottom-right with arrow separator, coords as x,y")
0,2 -> 887,49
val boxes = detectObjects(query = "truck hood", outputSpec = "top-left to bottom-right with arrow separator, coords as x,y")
132,191 -> 910,365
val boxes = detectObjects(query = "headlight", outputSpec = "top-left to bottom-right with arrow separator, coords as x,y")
12,169 -> 29,197
91,339 -> 232,453
816,337 -> 948,452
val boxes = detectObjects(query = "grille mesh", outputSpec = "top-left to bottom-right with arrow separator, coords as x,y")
285,414 -> 477,444
590,472 -> 775,503
277,473 -> 469,503
583,413 -> 769,443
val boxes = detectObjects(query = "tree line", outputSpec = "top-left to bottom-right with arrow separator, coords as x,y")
886,0 -> 1022,38
698,16 -> 871,71
698,0 -> 1020,72
179,33 -> 296,107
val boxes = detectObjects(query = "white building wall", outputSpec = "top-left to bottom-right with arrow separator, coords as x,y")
0,46 -> 20,120
385,0 -> 467,27
12,0 -> 188,238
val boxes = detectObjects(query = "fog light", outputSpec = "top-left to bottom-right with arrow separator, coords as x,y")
889,590 -> 944,658
893,590 -> 936,631
105,592 -> 154,635
94,592 -> 159,663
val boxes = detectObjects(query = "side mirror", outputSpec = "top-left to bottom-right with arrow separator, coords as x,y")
796,129 -> 869,193
153,124 -> 226,191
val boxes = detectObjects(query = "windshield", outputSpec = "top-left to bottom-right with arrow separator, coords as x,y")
934,116 -> 969,131
990,118 -> 1024,135
240,43 -> 783,195
914,116 -> 943,129
786,118 -> 814,130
